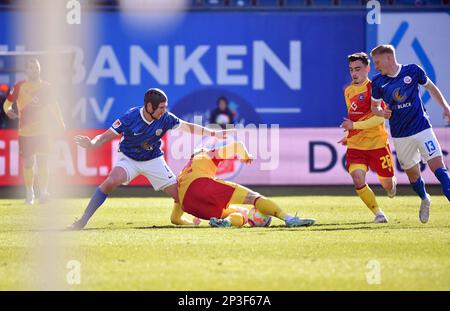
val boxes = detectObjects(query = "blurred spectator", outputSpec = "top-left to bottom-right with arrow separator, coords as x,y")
3,58 -> 65,205
209,96 -> 235,128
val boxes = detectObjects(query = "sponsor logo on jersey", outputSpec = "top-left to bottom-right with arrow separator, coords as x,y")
112,119 -> 122,129
350,102 -> 358,111
397,102 -> 411,110
141,140 -> 153,151
393,88 -> 407,103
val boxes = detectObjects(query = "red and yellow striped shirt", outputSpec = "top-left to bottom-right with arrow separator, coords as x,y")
7,80 -> 63,137
344,79 -> 388,150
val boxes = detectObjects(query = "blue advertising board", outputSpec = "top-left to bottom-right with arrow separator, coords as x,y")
0,10 -> 366,128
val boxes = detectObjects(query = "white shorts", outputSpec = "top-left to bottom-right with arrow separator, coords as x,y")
392,128 -> 443,170
114,154 -> 177,191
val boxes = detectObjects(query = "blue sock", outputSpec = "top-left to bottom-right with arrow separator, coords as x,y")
80,187 -> 108,225
411,177 -> 427,200
434,167 -> 450,201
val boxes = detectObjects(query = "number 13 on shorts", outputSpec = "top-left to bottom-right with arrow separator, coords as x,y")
425,140 -> 436,153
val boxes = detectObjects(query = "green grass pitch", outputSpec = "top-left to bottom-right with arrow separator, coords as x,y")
0,195 -> 449,290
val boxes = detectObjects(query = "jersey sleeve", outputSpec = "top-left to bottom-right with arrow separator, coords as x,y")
6,81 -> 24,102
166,112 -> 181,130
371,77 -> 383,102
109,113 -> 130,135
3,98 -> 13,113
415,64 -> 430,86
344,87 -> 351,109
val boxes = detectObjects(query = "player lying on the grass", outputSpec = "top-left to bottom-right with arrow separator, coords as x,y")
67,88 -> 229,230
170,141 -> 316,228
339,52 -> 396,224
370,44 -> 450,223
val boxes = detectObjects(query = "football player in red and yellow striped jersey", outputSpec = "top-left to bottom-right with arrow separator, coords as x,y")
170,141 -> 315,228
3,58 -> 65,204
339,52 -> 396,223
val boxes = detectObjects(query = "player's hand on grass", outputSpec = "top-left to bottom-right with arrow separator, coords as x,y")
340,118 -> 353,130
74,135 -> 94,148
193,217 -> 201,226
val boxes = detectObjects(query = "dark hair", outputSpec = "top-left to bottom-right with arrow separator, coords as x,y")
144,88 -> 168,110
347,52 -> 370,66
370,45 -> 395,57
217,96 -> 228,106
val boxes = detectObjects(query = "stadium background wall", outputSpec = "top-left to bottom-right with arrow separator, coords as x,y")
0,10 -> 448,185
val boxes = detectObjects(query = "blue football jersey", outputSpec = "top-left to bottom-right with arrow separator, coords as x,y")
371,64 -> 431,138
110,107 -> 181,161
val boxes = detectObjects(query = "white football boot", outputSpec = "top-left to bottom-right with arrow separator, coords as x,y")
373,212 -> 388,223
419,194 -> 431,224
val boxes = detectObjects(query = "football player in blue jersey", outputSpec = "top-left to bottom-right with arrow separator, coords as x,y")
370,45 -> 450,223
67,88 -> 230,230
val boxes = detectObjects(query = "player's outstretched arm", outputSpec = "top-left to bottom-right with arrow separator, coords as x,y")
216,141 -> 253,164
170,202 -> 197,226
178,120 -> 234,139
74,129 -> 117,149
424,80 -> 450,124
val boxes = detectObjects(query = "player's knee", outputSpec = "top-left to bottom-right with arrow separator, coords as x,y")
36,155 -> 48,166
405,169 -> 421,183
351,174 -> 365,188
428,156 -> 445,173
163,183 -> 179,201
244,191 -> 260,205
380,179 -> 393,191
22,157 -> 34,169
101,176 -> 121,193
99,183 -> 113,194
